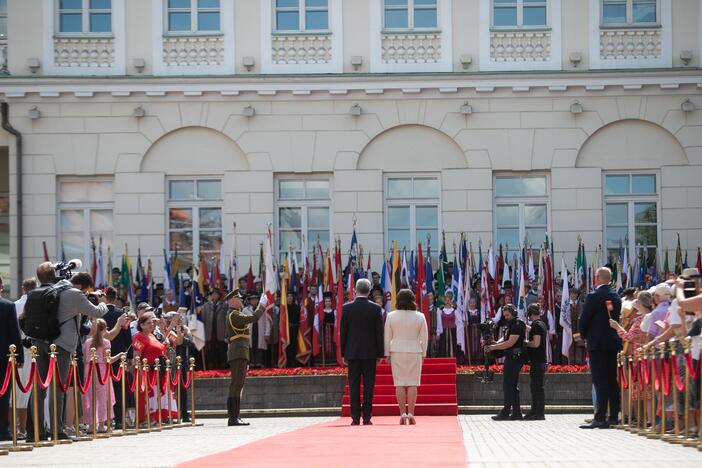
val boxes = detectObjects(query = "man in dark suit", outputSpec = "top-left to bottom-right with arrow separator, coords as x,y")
102,287 -> 131,428
340,278 -> 384,426
0,277 -> 24,441
578,267 -> 622,429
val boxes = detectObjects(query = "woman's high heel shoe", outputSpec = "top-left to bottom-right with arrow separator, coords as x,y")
400,413 -> 407,425
408,414 -> 416,425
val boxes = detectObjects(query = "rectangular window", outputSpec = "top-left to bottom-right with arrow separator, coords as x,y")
275,0 -> 328,32
0,0 -> 8,39
385,176 -> 439,252
168,179 -> 222,267
276,178 -> 331,264
602,0 -> 657,26
492,0 -> 547,28
384,0 -> 437,30
0,149 -> 8,296
167,0 -> 220,33
58,179 -> 114,263
58,0 -> 112,34
494,175 -> 548,249
604,173 -> 658,264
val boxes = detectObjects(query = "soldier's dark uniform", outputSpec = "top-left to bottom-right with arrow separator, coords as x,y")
225,289 -> 266,426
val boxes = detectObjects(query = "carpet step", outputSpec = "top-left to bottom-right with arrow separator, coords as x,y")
341,403 -> 458,417
342,394 -> 457,405
374,363 -> 457,374
344,383 -> 457,395
367,374 -> 456,386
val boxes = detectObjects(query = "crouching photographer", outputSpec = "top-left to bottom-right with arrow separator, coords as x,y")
484,304 -> 526,421
23,261 -> 108,443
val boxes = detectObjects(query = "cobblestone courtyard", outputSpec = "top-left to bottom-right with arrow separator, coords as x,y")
2,415 -> 702,467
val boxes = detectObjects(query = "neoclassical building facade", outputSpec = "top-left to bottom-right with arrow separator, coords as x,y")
0,0 -> 701,294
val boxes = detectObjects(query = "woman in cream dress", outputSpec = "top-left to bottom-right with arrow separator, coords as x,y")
384,289 -> 429,425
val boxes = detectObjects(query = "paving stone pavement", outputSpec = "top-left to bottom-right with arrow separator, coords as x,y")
460,414 -> 702,468
0,417 -> 334,467
2,414 -> 702,467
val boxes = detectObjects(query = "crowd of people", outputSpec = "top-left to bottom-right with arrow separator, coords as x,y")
0,263 -> 191,443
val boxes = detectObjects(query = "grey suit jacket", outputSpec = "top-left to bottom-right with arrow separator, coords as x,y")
52,280 -> 108,353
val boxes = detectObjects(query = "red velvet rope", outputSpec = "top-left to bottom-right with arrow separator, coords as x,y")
78,361 -> 94,395
15,363 -> 34,394
670,357 -> 685,392
0,361 -> 12,397
630,359 -> 638,383
170,369 -> 180,388
128,371 -> 137,393
618,363 -> 628,390
95,363 -> 109,386
181,370 -> 192,389
159,371 -> 169,394
662,357 -> 671,397
110,364 -> 124,383
147,369 -> 158,388
35,356 -> 55,390
55,363 -> 74,393
641,359 -> 651,385
685,353 -> 699,380
652,358 -> 660,391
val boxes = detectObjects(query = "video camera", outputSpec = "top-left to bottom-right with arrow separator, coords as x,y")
476,318 -> 499,383
53,258 -> 83,280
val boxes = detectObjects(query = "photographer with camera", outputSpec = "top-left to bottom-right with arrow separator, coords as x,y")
24,262 -> 108,443
524,303 -> 547,421
484,304 -> 526,421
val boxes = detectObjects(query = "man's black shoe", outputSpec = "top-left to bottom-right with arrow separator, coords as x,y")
56,432 -> 77,442
27,433 -> 49,442
579,420 -> 610,429
509,413 -> 524,421
491,413 -> 511,421
524,413 -> 545,421
231,418 -> 250,426
350,420 -> 360,426
363,420 -> 373,425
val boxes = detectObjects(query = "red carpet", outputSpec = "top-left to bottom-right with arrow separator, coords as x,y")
178,416 -> 466,468
342,357 -> 458,416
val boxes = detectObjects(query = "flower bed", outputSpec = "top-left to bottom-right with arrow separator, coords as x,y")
195,364 -> 588,379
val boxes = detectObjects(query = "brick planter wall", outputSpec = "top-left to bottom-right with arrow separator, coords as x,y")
195,372 -> 592,410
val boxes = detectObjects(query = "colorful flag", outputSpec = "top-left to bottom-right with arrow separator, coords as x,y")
42,241 -> 49,262
559,256 -> 572,359
163,249 -> 172,292
674,233 -> 683,275
334,277 -> 344,366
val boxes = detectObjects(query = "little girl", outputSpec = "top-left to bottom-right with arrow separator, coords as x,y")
82,318 -> 124,433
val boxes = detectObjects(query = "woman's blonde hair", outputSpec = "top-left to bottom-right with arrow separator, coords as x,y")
92,318 -> 107,350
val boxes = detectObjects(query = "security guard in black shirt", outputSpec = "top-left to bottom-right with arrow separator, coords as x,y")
484,304 -> 526,420
525,303 -> 547,420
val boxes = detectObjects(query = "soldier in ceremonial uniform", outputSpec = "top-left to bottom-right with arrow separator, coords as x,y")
225,289 -> 272,426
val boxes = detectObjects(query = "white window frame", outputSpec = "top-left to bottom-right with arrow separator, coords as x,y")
0,0 -> 8,39
57,178 -> 114,264
602,171 -> 660,265
382,0 -> 438,32
166,177 -> 223,264
164,0 -> 221,35
274,0 -> 330,32
55,0 -> 113,36
600,0 -> 659,27
493,174 -> 550,250
491,0 -> 549,29
274,176 -> 333,264
588,0 -> 671,69
384,174 -> 441,253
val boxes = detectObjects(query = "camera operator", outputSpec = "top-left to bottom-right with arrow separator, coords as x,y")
524,303 -> 547,420
484,304 -> 526,421
25,262 -> 108,443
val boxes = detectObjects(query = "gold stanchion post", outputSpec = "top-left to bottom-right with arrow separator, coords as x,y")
164,359 -> 174,429
97,349 -> 111,439
664,339 -> 682,443
143,358 -> 152,433
49,344 -> 71,445
117,354 -> 131,436
153,360 -> 162,432
90,347 -> 99,440
189,357 -> 201,426
7,345 -> 32,452
176,357 -> 182,426
134,357 -> 140,434
72,354 -> 90,442
30,346 -> 52,447
616,352 -> 625,429
681,337 -> 697,447
645,346 -> 661,439
626,352 -> 633,430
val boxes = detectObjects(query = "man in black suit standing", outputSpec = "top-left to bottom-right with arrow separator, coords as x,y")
341,278 -> 384,426
578,267 -> 622,429
0,277 -> 24,441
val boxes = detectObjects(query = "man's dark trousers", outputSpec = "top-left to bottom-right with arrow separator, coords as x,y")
347,358 -> 377,423
502,354 -> 524,415
589,349 -> 619,422
529,362 -> 546,416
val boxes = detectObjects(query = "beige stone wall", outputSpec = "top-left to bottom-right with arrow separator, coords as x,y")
5,0 -> 701,74
2,78 -> 701,287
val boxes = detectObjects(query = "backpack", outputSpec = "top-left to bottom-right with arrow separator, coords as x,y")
21,283 -> 72,341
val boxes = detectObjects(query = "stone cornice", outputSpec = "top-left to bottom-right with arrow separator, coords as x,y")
0,70 -> 701,99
